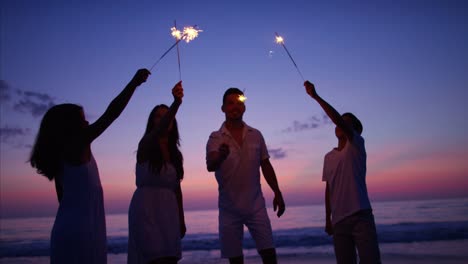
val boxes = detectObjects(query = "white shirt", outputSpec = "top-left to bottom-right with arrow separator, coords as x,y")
206,122 -> 269,215
322,132 -> 372,225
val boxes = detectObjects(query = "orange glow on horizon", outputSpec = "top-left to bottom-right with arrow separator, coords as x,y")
2,141 -> 467,217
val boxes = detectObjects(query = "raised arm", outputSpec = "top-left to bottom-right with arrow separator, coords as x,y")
138,81 -> 183,159
86,69 -> 150,143
153,81 -> 183,136
304,81 -> 354,140
261,158 -> 285,217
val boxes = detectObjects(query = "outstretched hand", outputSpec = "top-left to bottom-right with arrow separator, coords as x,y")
172,81 -> 184,103
131,68 -> 151,86
304,80 -> 318,99
218,143 -> 230,161
273,192 -> 286,218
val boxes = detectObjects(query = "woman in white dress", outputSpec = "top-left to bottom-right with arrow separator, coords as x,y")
128,81 -> 186,264
30,69 -> 150,264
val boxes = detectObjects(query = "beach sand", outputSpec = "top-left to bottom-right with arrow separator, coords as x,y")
3,240 -> 468,264
2,254 -> 467,264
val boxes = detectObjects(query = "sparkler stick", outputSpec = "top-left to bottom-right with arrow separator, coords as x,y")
149,39 -> 182,71
275,32 -> 305,81
174,20 -> 182,80
149,25 -> 202,71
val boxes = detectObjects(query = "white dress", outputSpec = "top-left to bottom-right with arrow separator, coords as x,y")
50,155 -> 107,264
127,162 -> 181,264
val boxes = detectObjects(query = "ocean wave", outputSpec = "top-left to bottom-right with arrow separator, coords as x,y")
1,221 -> 467,257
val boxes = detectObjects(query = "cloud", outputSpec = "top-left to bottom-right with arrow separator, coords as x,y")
0,81 -> 56,118
0,80 -> 12,102
0,126 -> 31,148
268,147 -> 287,160
0,82 -> 56,148
22,90 -> 55,102
11,89 -> 56,118
0,126 -> 28,140
282,114 -> 332,133
14,99 -> 55,118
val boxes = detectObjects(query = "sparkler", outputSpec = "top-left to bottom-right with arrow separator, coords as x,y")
149,25 -> 202,71
275,32 -> 305,81
174,21 -> 182,80
238,94 -> 247,102
238,89 -> 247,102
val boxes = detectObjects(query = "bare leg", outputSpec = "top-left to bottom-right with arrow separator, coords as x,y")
259,248 -> 277,264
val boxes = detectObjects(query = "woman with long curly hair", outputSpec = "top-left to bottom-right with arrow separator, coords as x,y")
30,69 -> 150,264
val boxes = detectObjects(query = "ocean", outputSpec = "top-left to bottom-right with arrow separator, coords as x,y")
1,198 -> 468,263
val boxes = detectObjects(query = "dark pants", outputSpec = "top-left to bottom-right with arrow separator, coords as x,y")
333,209 -> 381,264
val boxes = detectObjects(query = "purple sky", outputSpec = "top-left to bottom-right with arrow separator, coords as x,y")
1,0 -> 467,218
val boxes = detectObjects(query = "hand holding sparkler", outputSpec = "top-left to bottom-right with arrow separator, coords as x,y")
275,32 -> 305,81
218,143 -> 230,161
129,68 -> 151,86
206,142 -> 230,172
172,81 -> 184,104
304,80 -> 318,99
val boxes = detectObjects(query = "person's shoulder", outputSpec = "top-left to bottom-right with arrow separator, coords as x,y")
208,129 -> 222,139
248,126 -> 265,141
209,130 -> 221,135
324,149 -> 336,159
245,123 -> 261,134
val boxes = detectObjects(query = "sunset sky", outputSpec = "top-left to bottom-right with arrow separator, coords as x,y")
1,0 -> 467,218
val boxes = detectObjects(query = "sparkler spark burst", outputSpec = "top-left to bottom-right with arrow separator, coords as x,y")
275,35 -> 284,44
182,26 -> 202,43
274,32 -> 305,81
238,94 -> 247,102
150,24 -> 202,71
171,26 -> 203,43
171,27 -> 182,40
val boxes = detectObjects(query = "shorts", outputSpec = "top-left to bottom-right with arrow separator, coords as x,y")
219,207 -> 274,258
333,209 -> 381,264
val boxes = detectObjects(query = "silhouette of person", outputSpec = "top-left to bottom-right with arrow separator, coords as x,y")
206,88 -> 286,264
30,69 -> 150,264
127,81 -> 185,264
304,81 -> 381,264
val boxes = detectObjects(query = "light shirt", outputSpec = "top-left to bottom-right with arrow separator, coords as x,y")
206,122 -> 269,215
322,132 -> 372,225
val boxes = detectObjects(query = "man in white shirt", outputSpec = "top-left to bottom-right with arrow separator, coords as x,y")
304,81 -> 381,264
206,88 -> 286,264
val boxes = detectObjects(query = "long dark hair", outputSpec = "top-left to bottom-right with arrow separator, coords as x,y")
30,104 -> 84,180
141,104 -> 184,180
342,112 -> 363,135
